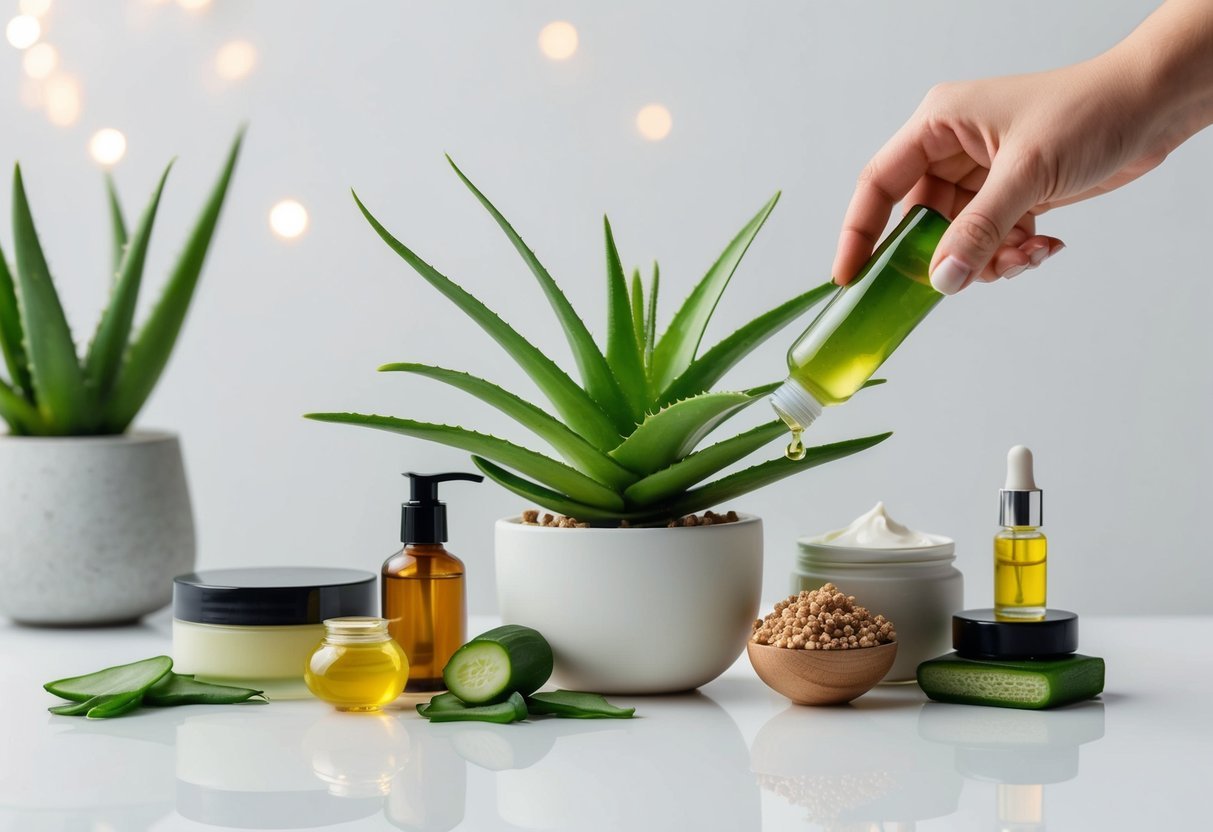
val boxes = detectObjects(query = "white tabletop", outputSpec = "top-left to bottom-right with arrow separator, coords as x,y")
1,613 -> 1208,831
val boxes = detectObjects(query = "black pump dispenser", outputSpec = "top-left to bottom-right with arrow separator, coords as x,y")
401,472 -> 483,544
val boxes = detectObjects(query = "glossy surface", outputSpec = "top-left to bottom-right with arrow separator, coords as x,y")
786,205 -> 948,406
306,619 -> 410,712
383,544 -> 466,692
3,613 -> 1210,830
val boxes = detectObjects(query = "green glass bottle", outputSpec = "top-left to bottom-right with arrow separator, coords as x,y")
771,205 -> 949,457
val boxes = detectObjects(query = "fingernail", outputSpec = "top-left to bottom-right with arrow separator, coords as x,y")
1028,247 -> 1049,266
1050,241 -> 1066,256
930,256 -> 971,295
1002,264 -> 1027,279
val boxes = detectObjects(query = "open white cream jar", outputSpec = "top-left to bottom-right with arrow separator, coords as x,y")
793,503 -> 963,682
172,567 -> 377,699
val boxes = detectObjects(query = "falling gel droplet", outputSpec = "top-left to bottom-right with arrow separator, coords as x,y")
786,429 -> 806,461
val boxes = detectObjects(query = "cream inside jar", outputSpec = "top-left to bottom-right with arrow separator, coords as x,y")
172,567 -> 377,700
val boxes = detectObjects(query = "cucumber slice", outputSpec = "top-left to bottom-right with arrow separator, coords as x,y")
443,625 -> 553,705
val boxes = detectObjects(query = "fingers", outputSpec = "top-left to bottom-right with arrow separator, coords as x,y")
833,129 -> 930,285
929,154 -> 1046,294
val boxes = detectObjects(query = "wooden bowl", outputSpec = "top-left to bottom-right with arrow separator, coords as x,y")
747,640 -> 898,706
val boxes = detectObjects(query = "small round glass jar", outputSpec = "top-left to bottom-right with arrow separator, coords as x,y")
793,537 -> 963,683
305,617 -> 410,711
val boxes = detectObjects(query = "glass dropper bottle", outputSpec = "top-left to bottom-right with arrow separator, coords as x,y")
770,205 -> 950,457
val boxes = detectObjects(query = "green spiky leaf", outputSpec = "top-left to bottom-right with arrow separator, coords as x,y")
645,262 -> 659,367
472,456 -> 626,521
658,282 -> 835,406
104,128 -> 244,432
0,375 -> 42,433
609,391 -> 761,475
105,174 -> 128,279
603,217 -> 646,421
305,412 -> 625,511
85,163 -> 172,400
379,363 -> 637,490
353,191 -> 623,451
655,432 -> 893,520
0,243 -> 32,399
445,157 -> 634,433
649,193 -> 779,392
11,165 -> 91,433
623,421 -> 786,505
630,268 -> 645,358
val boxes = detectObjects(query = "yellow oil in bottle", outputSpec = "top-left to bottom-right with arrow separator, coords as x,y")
994,529 -> 1047,620
383,544 -> 466,692
305,617 -> 410,712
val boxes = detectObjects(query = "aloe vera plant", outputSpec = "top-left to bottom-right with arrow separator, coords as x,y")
309,159 -> 891,525
0,130 -> 243,436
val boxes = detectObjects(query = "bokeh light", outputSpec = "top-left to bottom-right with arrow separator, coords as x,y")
88,128 -> 127,167
18,0 -> 53,17
43,73 -> 81,126
22,41 -> 57,78
269,200 -> 309,240
176,0 -> 211,11
6,15 -> 41,49
215,40 -> 257,80
636,104 -> 673,141
538,21 -> 578,61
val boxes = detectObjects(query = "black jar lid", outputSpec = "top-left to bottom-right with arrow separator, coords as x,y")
173,567 -> 376,626
952,608 -> 1079,660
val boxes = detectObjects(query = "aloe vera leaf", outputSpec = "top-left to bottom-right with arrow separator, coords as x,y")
609,391 -> 761,475
623,421 -> 787,505
418,692 -> 468,716
658,282 -> 835,406
306,413 -> 625,511
527,690 -> 635,719
0,375 -> 42,433
602,218 -> 647,421
50,692 -> 145,719
445,157 -> 634,434
472,457 -> 628,521
424,691 -> 527,724
85,163 -> 172,399
105,173 -> 128,278
103,129 -> 244,432
0,244 -> 33,398
353,192 -> 623,451
11,165 -> 91,433
378,363 -> 637,490
144,673 -> 264,706
645,262 -> 659,367
630,268 -> 645,358
649,193 -> 780,392
649,432 -> 893,520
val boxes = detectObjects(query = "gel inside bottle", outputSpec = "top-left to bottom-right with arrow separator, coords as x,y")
770,205 -> 950,457
382,472 -> 482,692
994,446 -> 1047,620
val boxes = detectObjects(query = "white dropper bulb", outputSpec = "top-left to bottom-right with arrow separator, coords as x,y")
1004,445 -> 1038,491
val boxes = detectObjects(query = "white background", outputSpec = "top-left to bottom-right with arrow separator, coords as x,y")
1,0 -> 1208,614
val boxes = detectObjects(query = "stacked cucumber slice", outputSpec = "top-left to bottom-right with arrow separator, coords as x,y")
418,625 -> 635,723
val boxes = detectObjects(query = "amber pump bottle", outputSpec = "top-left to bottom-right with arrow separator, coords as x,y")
382,472 -> 483,692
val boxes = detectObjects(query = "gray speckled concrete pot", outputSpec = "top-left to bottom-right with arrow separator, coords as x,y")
0,431 -> 195,625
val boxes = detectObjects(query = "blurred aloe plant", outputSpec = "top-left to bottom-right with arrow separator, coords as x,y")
0,130 -> 243,436
308,159 -> 890,525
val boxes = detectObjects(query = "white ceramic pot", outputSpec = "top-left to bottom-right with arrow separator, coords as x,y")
0,431 -> 195,625
495,514 -> 763,694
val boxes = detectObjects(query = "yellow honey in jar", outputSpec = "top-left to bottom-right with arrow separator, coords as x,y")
305,617 -> 409,711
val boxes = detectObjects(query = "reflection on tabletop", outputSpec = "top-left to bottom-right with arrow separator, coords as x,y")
918,699 -> 1105,832
0,688 -> 757,831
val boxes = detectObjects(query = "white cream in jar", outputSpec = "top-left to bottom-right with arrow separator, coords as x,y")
794,503 -> 962,682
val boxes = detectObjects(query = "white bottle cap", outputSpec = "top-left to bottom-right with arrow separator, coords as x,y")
1004,445 -> 1037,490
769,378 -> 824,431
999,445 -> 1042,526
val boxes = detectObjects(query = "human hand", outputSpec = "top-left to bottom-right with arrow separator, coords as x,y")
832,1 -> 1213,294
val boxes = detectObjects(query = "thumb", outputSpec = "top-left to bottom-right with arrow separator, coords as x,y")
930,159 -> 1041,295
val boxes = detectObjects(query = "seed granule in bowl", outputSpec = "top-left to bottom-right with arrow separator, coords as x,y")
752,583 -> 895,650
